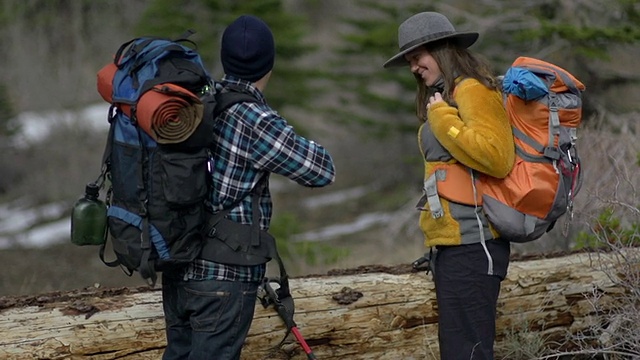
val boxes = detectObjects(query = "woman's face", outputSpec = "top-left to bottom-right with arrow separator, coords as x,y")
404,47 -> 441,87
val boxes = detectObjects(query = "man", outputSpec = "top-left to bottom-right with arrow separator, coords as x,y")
161,15 -> 336,360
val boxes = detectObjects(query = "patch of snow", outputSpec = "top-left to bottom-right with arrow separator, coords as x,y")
0,201 -> 68,233
12,103 -> 109,148
300,185 -> 374,209
292,212 -> 394,242
0,199 -> 71,249
0,218 -> 70,249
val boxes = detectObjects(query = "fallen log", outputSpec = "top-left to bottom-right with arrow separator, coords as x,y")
0,250 -> 636,359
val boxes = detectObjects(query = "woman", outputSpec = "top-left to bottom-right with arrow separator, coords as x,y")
383,11 -> 515,360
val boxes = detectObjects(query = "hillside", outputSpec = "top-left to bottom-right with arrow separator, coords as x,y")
0,0 -> 639,298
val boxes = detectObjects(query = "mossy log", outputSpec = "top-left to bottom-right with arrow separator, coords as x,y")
0,250 -> 636,359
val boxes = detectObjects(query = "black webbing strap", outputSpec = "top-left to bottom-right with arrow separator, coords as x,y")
214,88 -> 258,115
206,174 -> 268,229
98,108 -> 121,269
135,127 -> 156,286
100,105 -> 116,166
172,29 -> 197,48
259,276 -> 294,346
250,177 -> 266,247
139,216 -> 156,286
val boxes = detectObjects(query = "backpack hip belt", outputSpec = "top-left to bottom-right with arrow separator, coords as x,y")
200,175 -> 276,266
421,163 -> 482,218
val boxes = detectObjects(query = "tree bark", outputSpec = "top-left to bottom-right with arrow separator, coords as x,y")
0,250 -> 635,360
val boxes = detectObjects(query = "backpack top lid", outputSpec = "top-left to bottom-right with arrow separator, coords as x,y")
96,32 -> 214,146
502,67 -> 549,101
502,56 -> 586,137
510,56 -> 585,96
110,36 -> 212,105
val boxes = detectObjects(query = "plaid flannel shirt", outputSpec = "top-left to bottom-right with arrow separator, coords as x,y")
185,76 -> 335,282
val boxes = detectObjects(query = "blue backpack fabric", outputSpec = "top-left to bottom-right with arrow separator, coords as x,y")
93,31 -> 257,285
110,34 -> 211,104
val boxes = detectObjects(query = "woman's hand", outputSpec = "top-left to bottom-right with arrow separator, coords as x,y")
427,92 -> 444,110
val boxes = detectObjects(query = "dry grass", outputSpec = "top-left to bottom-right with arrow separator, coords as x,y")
495,122 -> 640,359
0,243 -> 143,297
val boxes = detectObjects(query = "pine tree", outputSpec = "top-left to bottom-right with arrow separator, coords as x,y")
329,0 -> 640,133
135,0 -> 319,119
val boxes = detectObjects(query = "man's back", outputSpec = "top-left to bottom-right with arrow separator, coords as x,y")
161,14 -> 335,360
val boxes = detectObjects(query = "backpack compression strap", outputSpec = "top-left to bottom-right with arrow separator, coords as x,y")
98,110 -> 121,269
96,107 -> 157,284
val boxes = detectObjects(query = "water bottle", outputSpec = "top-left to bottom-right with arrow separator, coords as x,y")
71,183 -> 108,246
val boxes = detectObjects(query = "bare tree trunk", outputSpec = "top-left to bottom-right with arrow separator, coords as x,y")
0,250 -> 635,360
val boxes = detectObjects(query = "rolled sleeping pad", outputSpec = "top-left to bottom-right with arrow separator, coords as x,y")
96,63 -> 204,144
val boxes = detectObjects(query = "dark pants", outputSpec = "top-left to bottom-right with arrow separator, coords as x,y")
161,274 -> 259,360
433,240 -> 510,360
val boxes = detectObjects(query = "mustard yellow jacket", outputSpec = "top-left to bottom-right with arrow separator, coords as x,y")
418,78 -> 515,247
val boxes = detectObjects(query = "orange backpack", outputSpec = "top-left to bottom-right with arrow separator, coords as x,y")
480,57 -> 586,242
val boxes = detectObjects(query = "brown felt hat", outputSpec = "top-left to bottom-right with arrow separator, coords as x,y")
383,12 -> 479,68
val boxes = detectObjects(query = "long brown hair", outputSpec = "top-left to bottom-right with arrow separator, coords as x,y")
415,41 -> 500,122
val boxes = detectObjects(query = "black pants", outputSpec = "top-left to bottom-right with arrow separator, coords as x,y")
433,240 -> 510,360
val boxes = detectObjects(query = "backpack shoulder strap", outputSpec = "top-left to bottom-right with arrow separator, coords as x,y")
199,85 -> 259,123
213,90 -> 259,115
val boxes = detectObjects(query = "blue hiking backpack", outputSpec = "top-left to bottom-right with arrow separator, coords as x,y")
92,31 -> 257,285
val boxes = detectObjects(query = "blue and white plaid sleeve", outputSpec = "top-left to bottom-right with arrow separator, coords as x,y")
249,106 -> 335,187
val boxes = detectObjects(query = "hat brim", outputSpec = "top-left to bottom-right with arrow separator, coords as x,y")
383,32 -> 479,68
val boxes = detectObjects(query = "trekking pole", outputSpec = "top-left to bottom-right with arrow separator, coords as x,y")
290,326 -> 316,359
259,278 -> 318,359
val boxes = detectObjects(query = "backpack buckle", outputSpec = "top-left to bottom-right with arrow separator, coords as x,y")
207,226 -> 217,237
543,146 -> 561,160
